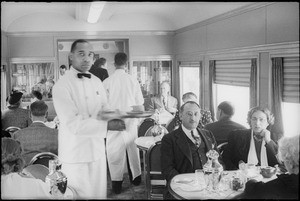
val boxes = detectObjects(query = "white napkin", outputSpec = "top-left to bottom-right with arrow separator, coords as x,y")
247,130 -> 268,167
174,179 -> 206,191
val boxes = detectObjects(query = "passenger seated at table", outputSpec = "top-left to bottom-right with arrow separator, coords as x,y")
149,81 -> 178,116
1,138 -> 51,199
236,134 -> 299,199
161,101 -> 219,198
223,106 -> 279,170
13,100 -> 58,166
167,92 -> 212,132
204,101 -> 246,145
2,90 -> 32,130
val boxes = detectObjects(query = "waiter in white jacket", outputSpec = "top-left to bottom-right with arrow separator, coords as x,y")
52,39 -> 109,199
103,52 -> 144,194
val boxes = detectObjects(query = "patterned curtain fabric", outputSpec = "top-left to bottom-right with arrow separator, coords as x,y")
250,59 -> 257,108
271,57 -> 284,142
209,60 -> 216,121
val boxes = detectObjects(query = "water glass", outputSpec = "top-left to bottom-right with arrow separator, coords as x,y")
195,169 -> 206,187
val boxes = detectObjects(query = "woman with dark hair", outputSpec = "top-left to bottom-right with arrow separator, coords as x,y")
223,106 -> 279,170
1,138 -> 51,199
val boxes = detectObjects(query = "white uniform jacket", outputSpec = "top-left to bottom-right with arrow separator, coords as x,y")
52,67 -> 108,163
103,69 -> 144,180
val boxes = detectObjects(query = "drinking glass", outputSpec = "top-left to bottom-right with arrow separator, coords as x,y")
195,169 -> 206,187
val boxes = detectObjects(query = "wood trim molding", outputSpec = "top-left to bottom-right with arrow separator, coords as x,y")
207,41 -> 299,59
5,31 -> 175,37
9,57 -> 56,63
131,55 -> 173,61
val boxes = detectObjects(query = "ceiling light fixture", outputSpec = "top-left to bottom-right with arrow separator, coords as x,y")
87,1 -> 105,23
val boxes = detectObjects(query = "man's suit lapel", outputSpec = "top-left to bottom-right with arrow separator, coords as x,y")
175,128 -> 193,166
244,129 -> 252,155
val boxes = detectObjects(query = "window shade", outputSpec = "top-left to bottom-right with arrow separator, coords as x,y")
283,57 -> 300,103
215,59 -> 251,87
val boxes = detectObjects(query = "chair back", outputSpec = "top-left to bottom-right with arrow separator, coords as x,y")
145,141 -> 166,200
138,118 -> 155,137
5,126 -> 21,138
28,152 -> 59,168
22,164 -> 49,182
217,142 -> 228,157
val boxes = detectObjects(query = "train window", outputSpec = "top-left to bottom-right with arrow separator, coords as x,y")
214,84 -> 250,128
281,56 -> 300,137
282,102 -> 300,137
1,64 -> 7,110
179,61 -> 201,105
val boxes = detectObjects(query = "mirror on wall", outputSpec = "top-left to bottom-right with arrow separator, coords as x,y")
131,60 -> 172,110
9,62 -> 55,108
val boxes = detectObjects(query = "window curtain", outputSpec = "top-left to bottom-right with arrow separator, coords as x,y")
209,60 -> 216,121
250,59 -> 257,108
271,57 -> 284,142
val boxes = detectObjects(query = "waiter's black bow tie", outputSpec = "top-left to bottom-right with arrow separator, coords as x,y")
77,73 -> 91,79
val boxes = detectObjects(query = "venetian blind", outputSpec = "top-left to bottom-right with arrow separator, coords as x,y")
283,57 -> 300,103
215,59 -> 251,87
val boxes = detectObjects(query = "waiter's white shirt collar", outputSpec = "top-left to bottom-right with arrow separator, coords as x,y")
181,125 -> 199,144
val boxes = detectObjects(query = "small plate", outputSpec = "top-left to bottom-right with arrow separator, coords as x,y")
174,178 -> 194,184
127,111 -> 144,115
102,110 -> 116,114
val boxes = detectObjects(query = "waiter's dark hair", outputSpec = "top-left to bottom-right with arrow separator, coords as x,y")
114,52 -> 128,66
94,57 -> 107,67
70,39 -> 89,52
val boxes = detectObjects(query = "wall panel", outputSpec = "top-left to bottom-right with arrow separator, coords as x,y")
129,35 -> 173,57
206,8 -> 265,51
266,2 -> 299,44
173,26 -> 206,55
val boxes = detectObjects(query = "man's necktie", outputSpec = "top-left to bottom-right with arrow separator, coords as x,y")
191,130 -> 201,147
77,73 -> 91,79
163,97 -> 167,108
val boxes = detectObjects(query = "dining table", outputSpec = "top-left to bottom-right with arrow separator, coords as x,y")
168,169 -> 278,200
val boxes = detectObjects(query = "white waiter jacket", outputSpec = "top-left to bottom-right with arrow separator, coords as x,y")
52,67 -> 108,163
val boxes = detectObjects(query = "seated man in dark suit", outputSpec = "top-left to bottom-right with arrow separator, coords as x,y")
204,101 -> 246,145
161,101 -> 219,198
13,100 -> 58,165
148,81 -> 178,115
167,92 -> 213,132
89,57 -> 109,81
